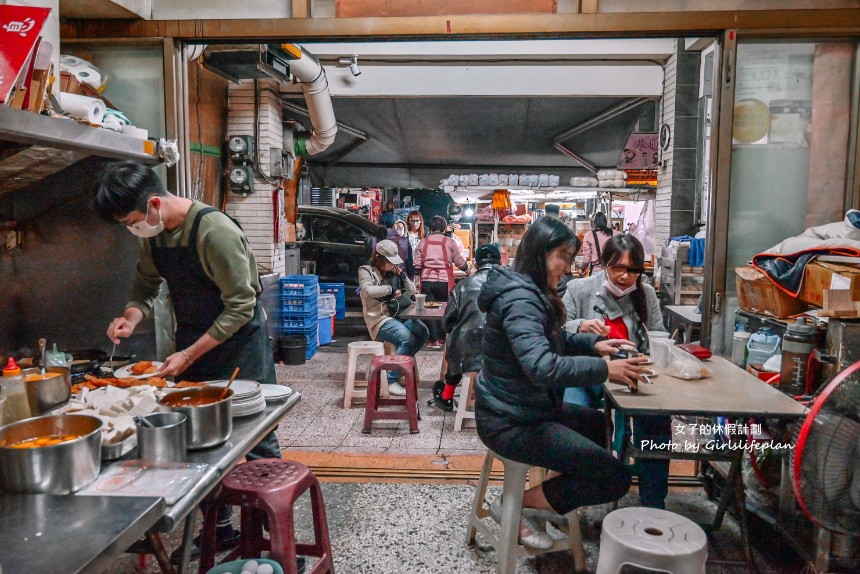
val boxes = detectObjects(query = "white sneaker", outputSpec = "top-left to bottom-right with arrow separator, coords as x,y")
488,496 -> 554,550
387,381 -> 407,396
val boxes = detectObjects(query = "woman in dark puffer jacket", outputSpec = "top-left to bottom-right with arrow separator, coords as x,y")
475,216 -> 647,547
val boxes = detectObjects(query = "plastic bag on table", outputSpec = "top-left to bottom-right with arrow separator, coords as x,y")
664,343 -> 712,379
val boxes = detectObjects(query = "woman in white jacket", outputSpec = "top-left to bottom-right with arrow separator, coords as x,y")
358,240 -> 429,396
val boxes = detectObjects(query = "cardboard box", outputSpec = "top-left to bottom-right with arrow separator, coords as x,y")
735,266 -> 808,318
799,261 -> 860,307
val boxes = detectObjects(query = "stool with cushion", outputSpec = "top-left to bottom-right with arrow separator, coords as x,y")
344,341 -> 389,408
453,372 -> 477,431
362,354 -> 420,434
199,459 -> 335,574
466,450 -> 587,574
595,507 -> 707,574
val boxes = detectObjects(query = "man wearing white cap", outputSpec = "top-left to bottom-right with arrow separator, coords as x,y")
358,239 -> 429,395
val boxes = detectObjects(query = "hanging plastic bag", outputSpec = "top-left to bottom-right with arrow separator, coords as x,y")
492,190 -> 512,210
663,343 -> 712,379
633,200 -> 656,254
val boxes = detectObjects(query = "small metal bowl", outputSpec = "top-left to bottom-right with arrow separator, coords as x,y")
0,414 -> 103,494
21,367 -> 71,415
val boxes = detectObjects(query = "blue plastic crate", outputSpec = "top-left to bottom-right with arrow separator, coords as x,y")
281,312 -> 318,331
280,275 -> 318,297
281,293 -> 318,314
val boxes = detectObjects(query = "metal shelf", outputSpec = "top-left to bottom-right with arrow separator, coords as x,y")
0,106 -> 160,195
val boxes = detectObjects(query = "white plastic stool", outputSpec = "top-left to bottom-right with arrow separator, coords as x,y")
453,372 -> 477,431
596,507 -> 707,574
466,450 -> 586,574
343,341 -> 389,408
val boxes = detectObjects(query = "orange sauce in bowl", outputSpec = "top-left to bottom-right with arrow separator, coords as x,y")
161,393 -> 223,407
8,434 -> 82,448
25,373 -> 63,382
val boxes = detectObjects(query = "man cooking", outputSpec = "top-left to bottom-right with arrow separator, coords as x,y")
94,160 -> 280,559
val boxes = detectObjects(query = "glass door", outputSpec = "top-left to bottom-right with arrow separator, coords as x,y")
706,35 -> 859,352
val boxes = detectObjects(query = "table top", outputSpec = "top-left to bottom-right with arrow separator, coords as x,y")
0,494 -> 164,574
604,356 -> 808,419
665,305 -> 703,324
400,302 -> 446,320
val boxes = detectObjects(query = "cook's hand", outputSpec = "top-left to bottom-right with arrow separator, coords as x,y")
107,317 -> 136,344
154,351 -> 192,378
594,338 -> 637,356
606,357 -> 645,392
579,319 -> 611,336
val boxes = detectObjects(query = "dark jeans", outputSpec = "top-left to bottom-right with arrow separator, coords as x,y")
564,385 -> 671,509
421,280 -> 449,341
477,402 -> 631,515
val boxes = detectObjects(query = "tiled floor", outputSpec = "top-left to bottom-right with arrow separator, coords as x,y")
103,328 -> 829,573
274,345 -> 485,456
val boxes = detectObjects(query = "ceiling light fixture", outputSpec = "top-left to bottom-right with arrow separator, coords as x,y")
338,55 -> 361,77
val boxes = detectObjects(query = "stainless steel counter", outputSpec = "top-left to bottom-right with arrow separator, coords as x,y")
0,391 -> 301,573
0,493 -> 165,574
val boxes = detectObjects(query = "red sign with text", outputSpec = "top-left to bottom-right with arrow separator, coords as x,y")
0,5 -> 51,105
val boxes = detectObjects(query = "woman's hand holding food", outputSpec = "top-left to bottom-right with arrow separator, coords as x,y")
605,357 -> 647,392
594,338 -> 637,356
155,351 -> 193,378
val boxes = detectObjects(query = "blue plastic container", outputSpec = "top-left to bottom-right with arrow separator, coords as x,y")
280,274 -> 318,297
319,282 -> 346,319
318,313 -> 334,345
746,327 -> 781,368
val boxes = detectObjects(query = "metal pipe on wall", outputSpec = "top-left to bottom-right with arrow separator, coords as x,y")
281,43 -> 338,156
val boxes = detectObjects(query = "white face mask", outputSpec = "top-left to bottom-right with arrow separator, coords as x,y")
604,279 -> 637,298
126,201 -> 164,238
410,221 -> 420,229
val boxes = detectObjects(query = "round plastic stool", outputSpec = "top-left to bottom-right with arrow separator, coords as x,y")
343,341 -> 387,408
596,507 -> 707,574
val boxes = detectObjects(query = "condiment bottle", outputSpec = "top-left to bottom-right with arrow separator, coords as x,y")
1,357 -> 32,424
779,317 -> 818,396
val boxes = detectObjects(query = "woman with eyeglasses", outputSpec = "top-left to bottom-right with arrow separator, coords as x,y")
562,233 -> 672,509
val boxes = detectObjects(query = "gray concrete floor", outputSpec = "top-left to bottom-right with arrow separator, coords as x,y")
104,318 -> 826,573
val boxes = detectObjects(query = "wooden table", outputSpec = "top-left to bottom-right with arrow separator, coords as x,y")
603,356 -> 807,565
664,304 -> 702,344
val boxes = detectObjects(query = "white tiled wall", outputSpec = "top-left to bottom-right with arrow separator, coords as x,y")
226,80 -> 285,275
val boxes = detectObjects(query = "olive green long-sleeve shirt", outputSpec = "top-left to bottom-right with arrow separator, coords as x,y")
126,201 -> 261,342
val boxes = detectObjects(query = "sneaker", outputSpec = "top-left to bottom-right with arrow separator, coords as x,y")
488,497 -> 554,550
387,381 -> 407,396
426,341 -> 443,350
431,380 -> 454,412
169,526 -> 241,564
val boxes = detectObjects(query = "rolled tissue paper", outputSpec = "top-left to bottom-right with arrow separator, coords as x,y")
61,92 -> 106,123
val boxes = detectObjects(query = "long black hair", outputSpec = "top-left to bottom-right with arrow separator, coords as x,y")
601,234 -> 648,325
515,216 -> 581,334
592,211 -> 613,235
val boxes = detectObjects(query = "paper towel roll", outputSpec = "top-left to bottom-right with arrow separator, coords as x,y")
67,65 -> 102,89
61,92 -> 106,123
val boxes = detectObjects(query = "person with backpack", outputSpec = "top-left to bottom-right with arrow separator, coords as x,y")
580,211 -> 616,275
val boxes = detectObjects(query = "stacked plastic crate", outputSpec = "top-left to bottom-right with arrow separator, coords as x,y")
319,283 -> 346,319
280,275 -> 319,361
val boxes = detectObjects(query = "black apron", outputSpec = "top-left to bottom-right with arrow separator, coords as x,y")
149,207 -> 276,386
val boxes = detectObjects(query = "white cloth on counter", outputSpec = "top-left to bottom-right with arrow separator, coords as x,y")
763,209 -> 860,254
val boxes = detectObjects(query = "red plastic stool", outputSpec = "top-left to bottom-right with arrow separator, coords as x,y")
199,459 -> 334,574
362,354 -> 420,434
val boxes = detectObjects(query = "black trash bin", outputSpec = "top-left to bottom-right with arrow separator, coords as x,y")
279,335 -> 307,365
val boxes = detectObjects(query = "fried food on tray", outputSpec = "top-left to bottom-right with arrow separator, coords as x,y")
71,374 -> 169,395
130,360 -> 157,375
175,380 -> 208,388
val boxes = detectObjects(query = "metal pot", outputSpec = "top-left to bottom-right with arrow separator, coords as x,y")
22,366 -> 71,415
0,414 -> 103,494
158,387 -> 233,450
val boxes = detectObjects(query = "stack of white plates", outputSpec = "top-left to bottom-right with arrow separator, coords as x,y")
208,379 -> 265,417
